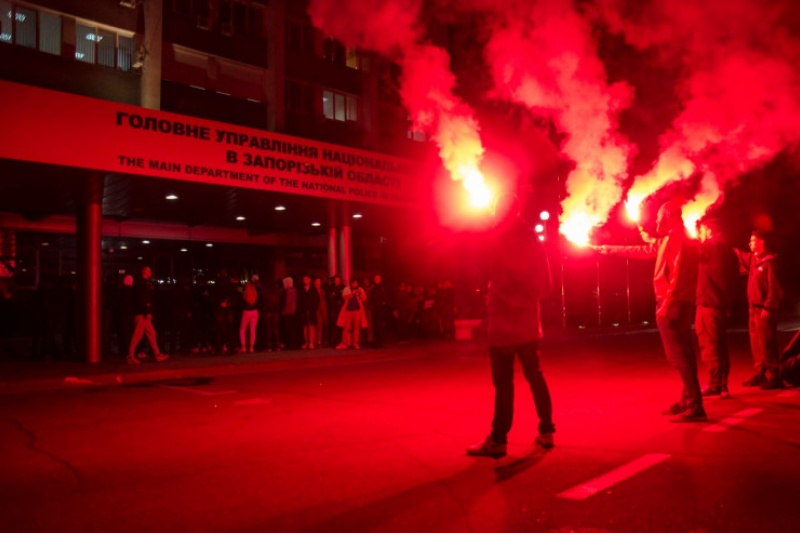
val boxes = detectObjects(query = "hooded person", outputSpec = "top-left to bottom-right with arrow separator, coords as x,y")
467,193 -> 556,458
592,199 -> 705,422
735,230 -> 784,389
280,276 -> 298,349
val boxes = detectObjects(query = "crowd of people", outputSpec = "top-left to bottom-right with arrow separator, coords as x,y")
80,270 -> 460,364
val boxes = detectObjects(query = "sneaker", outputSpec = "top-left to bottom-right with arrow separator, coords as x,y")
126,356 -> 141,365
535,433 -> 555,450
308,344 -> 315,350
743,374 -> 765,387
670,410 -> 708,423
661,402 -> 684,416
720,387 -> 731,399
155,353 -> 170,363
760,378 -> 784,390
466,437 -> 507,458
353,344 -> 361,350
335,343 -> 347,350
701,386 -> 722,397
248,348 -> 254,353
136,352 -> 147,360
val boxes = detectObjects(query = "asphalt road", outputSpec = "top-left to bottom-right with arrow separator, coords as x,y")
2,331 -> 799,532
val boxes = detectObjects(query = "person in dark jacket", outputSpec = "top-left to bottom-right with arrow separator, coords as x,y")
259,279 -> 282,351
695,219 -> 738,397
735,230 -> 784,389
326,275 -> 344,346
593,200 -> 705,422
296,275 -> 320,349
127,266 -> 168,364
467,195 -> 555,458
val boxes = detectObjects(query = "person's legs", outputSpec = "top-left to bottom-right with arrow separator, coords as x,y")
127,315 -> 146,362
758,311 -> 781,383
697,306 -> 725,390
239,312 -> 248,350
517,341 -> 555,436
340,312 -> 353,347
489,345 -> 516,444
142,317 -> 163,358
352,314 -> 362,348
749,307 -> 766,375
248,311 -> 258,351
657,302 -> 704,417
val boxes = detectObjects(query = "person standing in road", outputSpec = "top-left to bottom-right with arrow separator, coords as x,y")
127,266 -> 168,365
467,195 -> 555,458
314,277 -> 328,347
695,218 -> 738,398
736,230 -> 784,389
592,200 -> 705,422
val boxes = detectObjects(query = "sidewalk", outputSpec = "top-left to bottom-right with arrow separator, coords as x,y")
0,341 -> 474,395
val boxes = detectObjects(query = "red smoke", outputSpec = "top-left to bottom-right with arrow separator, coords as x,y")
478,0 -> 634,245
598,0 -> 800,227
309,0 -> 491,214
309,0 -> 800,237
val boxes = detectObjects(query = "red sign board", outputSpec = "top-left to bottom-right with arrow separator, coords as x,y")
0,80 -> 421,208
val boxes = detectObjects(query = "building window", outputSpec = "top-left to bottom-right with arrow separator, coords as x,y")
219,0 -> 252,36
38,10 -> 60,55
407,129 -> 427,142
322,89 -> 358,122
322,38 -> 362,70
286,80 -> 316,115
76,23 -> 136,72
286,18 -> 315,53
0,3 -> 37,48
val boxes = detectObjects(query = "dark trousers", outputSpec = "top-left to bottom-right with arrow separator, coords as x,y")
489,341 -> 555,444
657,301 -> 704,414
696,306 -> 729,388
749,307 -> 780,380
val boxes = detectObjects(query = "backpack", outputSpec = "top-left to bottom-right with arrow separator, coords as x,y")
243,282 -> 257,307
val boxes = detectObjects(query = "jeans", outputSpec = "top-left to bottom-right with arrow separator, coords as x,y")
239,309 -> 258,350
657,301 -> 704,414
489,341 -> 554,444
749,307 -> 780,380
696,306 -> 729,388
128,314 -> 160,358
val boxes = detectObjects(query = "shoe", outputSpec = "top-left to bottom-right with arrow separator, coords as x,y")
136,352 -> 147,359
760,378 -> 784,390
353,344 -> 361,350
248,348 -> 254,353
669,410 -> 708,423
466,437 -> 507,458
701,386 -> 722,397
126,356 -> 141,365
720,387 -> 731,399
301,344 -> 308,350
308,344 -> 315,350
742,374 -> 765,387
535,433 -> 555,450
335,343 -> 347,350
155,353 -> 170,363
661,402 -> 684,416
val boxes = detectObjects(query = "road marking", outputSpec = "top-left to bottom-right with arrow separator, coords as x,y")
776,391 -> 798,398
157,384 -> 237,397
233,397 -> 273,406
703,407 -> 764,433
557,453 -> 671,501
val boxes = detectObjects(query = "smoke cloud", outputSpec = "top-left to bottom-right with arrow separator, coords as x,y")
478,0 -> 634,245
309,0 -> 487,207
598,0 -> 800,226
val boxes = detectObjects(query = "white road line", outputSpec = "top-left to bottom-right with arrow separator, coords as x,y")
157,384 -> 237,397
557,453 -> 671,501
703,407 -> 764,433
776,391 -> 798,398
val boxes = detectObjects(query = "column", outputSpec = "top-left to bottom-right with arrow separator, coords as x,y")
81,173 -> 104,364
265,0 -> 286,131
327,227 -> 338,278
338,225 -> 352,283
140,0 -> 163,109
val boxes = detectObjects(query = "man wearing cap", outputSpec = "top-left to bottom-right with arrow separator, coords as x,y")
735,231 -> 784,389
593,200 -> 705,422
695,219 -> 738,397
